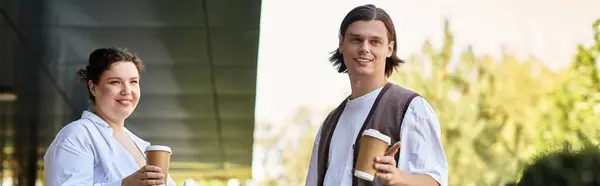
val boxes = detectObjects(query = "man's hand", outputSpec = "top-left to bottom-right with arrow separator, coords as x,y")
374,142 -> 404,186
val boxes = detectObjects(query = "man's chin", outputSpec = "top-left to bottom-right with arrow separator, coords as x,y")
349,70 -> 375,77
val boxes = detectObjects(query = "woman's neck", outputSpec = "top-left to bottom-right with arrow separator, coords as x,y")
94,107 -> 125,133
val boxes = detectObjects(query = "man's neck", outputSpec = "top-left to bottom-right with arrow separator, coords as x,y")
349,75 -> 388,99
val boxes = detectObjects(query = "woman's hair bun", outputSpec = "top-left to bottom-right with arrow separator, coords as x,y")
76,67 -> 88,82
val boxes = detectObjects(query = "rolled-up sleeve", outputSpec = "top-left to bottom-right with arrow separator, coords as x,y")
44,135 -> 121,186
397,97 -> 448,186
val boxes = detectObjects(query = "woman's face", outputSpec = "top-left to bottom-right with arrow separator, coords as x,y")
89,61 -> 140,122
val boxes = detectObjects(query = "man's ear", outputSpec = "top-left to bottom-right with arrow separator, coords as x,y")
338,34 -> 344,54
88,80 -> 96,97
387,40 -> 395,57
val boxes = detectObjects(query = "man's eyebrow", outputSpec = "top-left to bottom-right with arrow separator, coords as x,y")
371,36 -> 384,40
347,33 -> 363,38
347,33 -> 383,40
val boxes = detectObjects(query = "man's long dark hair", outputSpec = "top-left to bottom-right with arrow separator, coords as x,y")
329,4 -> 404,77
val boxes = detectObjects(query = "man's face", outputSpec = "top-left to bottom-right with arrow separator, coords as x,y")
339,20 -> 394,78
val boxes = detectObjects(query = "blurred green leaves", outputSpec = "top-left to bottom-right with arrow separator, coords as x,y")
390,19 -> 600,185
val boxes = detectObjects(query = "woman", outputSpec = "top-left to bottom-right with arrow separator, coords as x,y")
44,47 -> 176,186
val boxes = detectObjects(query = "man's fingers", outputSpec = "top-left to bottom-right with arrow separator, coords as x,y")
375,156 -> 396,166
385,141 -> 401,156
374,163 -> 396,173
376,172 -> 393,182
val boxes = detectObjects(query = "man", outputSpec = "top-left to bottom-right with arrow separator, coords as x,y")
305,4 -> 448,186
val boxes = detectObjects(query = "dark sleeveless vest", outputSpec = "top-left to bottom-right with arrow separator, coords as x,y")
316,82 -> 419,186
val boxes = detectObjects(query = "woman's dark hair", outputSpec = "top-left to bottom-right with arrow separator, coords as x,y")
329,4 -> 404,77
76,47 -> 144,103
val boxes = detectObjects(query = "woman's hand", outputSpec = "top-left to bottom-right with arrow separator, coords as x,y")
121,165 -> 165,186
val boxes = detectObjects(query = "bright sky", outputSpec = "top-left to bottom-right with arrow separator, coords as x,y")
252,0 -> 600,181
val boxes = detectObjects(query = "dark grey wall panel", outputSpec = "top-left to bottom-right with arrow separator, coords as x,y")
50,28 -> 211,65
49,0 -> 206,28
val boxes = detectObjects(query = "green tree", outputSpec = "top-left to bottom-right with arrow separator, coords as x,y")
391,20 -> 559,185
537,18 -> 600,150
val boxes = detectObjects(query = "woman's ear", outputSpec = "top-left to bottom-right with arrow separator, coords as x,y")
88,80 -> 96,97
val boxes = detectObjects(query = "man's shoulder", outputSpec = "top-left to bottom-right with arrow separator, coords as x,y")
388,83 -> 419,96
381,83 -> 421,106
323,96 -> 351,119
323,107 -> 340,122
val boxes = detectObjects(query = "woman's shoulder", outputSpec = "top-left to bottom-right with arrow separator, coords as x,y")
44,116 -> 102,162
52,116 -> 99,144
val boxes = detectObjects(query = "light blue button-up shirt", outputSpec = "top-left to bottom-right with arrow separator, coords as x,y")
44,111 -> 177,186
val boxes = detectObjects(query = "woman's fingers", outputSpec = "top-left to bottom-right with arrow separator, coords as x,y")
142,179 -> 164,185
141,172 -> 165,179
140,165 -> 162,173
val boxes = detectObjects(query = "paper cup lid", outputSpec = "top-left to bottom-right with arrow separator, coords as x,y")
145,145 -> 172,154
354,170 -> 375,181
362,129 -> 391,145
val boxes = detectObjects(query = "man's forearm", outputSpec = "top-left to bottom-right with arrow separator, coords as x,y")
393,172 -> 440,186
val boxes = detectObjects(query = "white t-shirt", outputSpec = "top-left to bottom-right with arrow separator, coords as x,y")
305,86 -> 448,186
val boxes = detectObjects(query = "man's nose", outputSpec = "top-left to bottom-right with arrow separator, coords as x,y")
359,41 -> 370,54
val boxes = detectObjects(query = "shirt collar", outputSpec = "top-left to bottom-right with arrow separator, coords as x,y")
81,110 -> 111,129
81,110 -> 150,148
